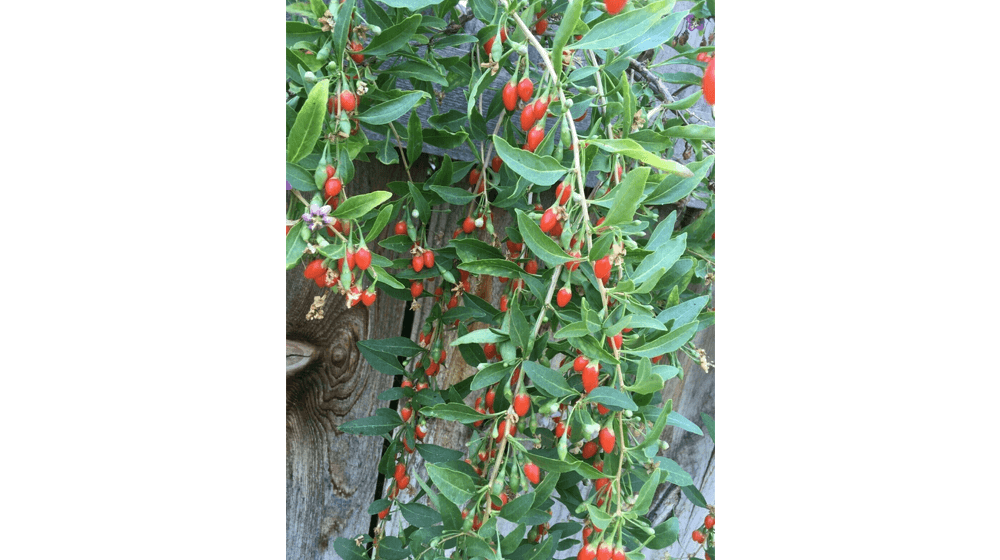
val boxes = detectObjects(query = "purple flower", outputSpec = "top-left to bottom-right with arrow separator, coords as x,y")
684,14 -> 704,31
301,203 -> 333,231
286,180 -> 292,191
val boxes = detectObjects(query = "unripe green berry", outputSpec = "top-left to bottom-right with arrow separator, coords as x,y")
303,71 -> 316,83
370,25 -> 382,35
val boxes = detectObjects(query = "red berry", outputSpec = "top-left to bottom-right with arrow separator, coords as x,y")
535,18 -> 547,34
484,36 -> 495,58
578,544 -> 597,560
410,280 -> 423,298
412,254 -> 424,272
612,549 -> 625,560
556,287 -> 571,307
573,355 -> 589,372
605,0 -> 627,15
469,167 -> 481,186
527,125 -> 544,152
555,182 -> 571,205
705,514 -> 715,530
361,290 -> 376,306
607,333 -> 622,351
596,543 -> 612,560
582,526 -> 593,542
491,155 -> 502,172
524,260 -> 538,274
400,406 -> 412,422
514,392 -> 530,417
540,208 -> 558,233
534,97 -> 550,120
395,221 -> 407,235
423,250 -> 435,269
325,165 -> 336,180
378,507 -> 389,519
582,362 -> 599,394
502,83 -> 518,112
339,90 -> 357,112
324,176 -> 343,199
702,56 -> 715,106
463,217 -> 475,233
394,462 -> 406,482
355,247 -> 371,270
520,103 -> 536,131
304,258 -> 326,279
517,78 -> 534,102
398,474 -> 410,489
415,423 -> 427,440
344,249 -> 356,270
593,256 -> 612,280
501,28 -> 508,42
348,41 -> 364,64
692,530 -> 705,544
523,462 -> 540,485
554,421 -> 566,438
484,342 -> 497,359
598,426 -> 615,453
581,440 -> 598,459
500,294 -> 508,312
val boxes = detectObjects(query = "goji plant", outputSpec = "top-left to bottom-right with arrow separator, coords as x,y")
286,0 -> 715,558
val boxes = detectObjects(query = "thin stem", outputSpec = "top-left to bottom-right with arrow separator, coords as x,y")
387,121 -> 415,183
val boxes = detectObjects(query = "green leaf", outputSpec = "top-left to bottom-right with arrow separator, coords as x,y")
422,402 -> 490,424
428,185 -> 475,205
662,90 -> 703,110
554,321 -> 590,339
493,135 -> 568,186
666,411 -> 703,435
425,463 -> 476,506
286,162 -> 317,192
407,108 -> 423,165
510,298 -> 531,351
400,503 -> 442,528
381,0 -> 442,9
339,409 -> 402,436
626,321 -> 698,358
551,0 -> 583,83
457,259 -> 525,278
523,450 -> 575,474
603,167 -> 650,227
531,471 -> 560,509
632,472 -> 659,516
646,517 -> 679,549
417,443 -> 462,463
451,328 -> 507,346
663,124 -> 715,141
358,345 -> 406,376
371,265 -> 404,289
501,492 -> 534,522
572,1 -> 671,50
309,0 -> 327,19
451,238 -> 504,262
363,14 -> 422,56
522,361 -> 576,398
331,0 -> 354,57
285,222 -> 308,270
633,233 -> 686,285
366,204 -> 394,240
639,399 -> 672,449
286,78 -> 329,164
654,456 -> 694,486
646,156 -> 714,205
357,91 -> 427,125
358,337 -> 423,357
587,387 -> 638,411
681,484 -> 709,508
332,190 -> 392,221
334,538 -> 369,560
515,209 -> 573,268
587,138 -> 692,177
656,295 -> 710,328
586,504 -> 613,530
700,413 -> 715,443
471,361 -> 515,390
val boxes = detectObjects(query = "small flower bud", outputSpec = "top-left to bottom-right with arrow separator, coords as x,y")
303,71 -> 316,83
370,25 -> 382,35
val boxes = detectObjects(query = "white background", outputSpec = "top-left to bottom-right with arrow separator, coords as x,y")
1,1 -> 998,558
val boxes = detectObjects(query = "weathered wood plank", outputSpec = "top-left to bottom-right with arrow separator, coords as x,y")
287,155 -> 428,560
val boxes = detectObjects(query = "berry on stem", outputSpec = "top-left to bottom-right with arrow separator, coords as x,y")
598,426 -> 615,453
556,287 -> 572,307
517,78 -> 534,102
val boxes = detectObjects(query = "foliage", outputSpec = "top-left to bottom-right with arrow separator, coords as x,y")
286,0 -> 715,558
